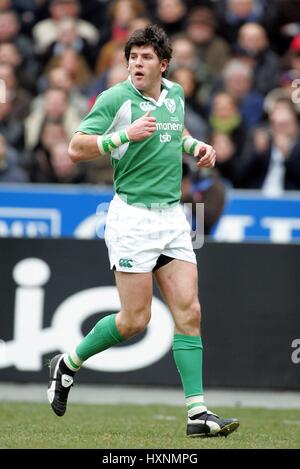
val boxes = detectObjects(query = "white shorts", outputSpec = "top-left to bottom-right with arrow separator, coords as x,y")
104,194 -> 196,272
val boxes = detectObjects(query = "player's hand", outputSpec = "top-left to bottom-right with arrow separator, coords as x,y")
126,111 -> 157,142
194,142 -> 216,168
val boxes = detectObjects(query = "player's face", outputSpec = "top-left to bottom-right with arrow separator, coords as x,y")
128,45 -> 168,96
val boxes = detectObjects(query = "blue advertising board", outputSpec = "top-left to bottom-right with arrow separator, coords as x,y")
0,184 -> 300,243
212,191 -> 300,243
0,184 -> 113,239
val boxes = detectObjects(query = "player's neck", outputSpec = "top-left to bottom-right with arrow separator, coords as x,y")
142,81 -> 163,101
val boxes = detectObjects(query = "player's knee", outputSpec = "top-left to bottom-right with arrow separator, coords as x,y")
119,309 -> 151,337
134,312 -> 151,333
180,302 -> 201,332
188,301 -> 201,325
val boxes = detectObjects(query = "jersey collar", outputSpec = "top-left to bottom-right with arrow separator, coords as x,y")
128,76 -> 173,107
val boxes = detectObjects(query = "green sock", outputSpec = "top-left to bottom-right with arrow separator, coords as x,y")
75,313 -> 124,361
173,334 -> 207,417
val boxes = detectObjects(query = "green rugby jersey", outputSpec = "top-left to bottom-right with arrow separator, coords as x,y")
77,77 -> 185,207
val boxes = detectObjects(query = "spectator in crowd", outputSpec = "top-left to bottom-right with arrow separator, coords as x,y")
266,0 -> 300,55
39,16 -> 97,69
106,63 -> 129,88
0,41 -> 38,92
171,35 -> 203,77
0,9 -> 39,91
0,132 -> 28,182
6,0 -> 49,38
153,0 -> 187,37
76,0 -> 109,31
107,0 -> 146,41
210,131 -> 239,188
0,0 -> 12,10
127,16 -> 151,37
238,101 -> 300,194
86,41 -> 127,100
208,92 -> 248,186
25,87 -> 80,151
221,59 -> 264,128
217,0 -> 264,44
235,22 -> 280,95
209,92 -> 247,150
44,46 -> 92,89
0,63 -> 32,120
185,6 -> 231,80
283,34 -> 300,75
28,119 -> 67,182
170,34 -> 212,104
0,96 -> 24,151
0,42 -> 22,69
33,0 -> 99,54
34,66 -> 88,119
0,9 -> 34,64
49,140 -> 86,183
263,69 -> 300,117
95,40 -> 127,79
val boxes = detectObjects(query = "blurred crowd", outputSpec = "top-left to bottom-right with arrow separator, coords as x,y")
0,0 -> 300,231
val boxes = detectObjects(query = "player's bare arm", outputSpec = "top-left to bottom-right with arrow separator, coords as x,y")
68,132 -> 99,163
68,112 -> 156,163
182,128 -> 216,169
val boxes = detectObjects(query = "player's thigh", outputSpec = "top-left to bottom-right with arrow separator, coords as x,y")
154,259 -> 200,326
115,270 -> 153,319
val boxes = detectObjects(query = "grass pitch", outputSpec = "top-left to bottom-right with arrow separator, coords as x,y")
0,402 -> 299,449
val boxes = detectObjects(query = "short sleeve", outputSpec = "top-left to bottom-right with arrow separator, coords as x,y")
77,89 -> 118,135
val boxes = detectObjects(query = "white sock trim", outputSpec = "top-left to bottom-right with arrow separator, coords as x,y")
186,395 -> 207,417
186,395 -> 205,406
188,405 -> 207,418
64,351 -> 83,372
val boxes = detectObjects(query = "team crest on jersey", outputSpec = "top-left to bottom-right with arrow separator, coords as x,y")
164,98 -> 176,114
139,102 -> 156,112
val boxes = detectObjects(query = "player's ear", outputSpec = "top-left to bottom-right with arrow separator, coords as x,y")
161,59 -> 168,74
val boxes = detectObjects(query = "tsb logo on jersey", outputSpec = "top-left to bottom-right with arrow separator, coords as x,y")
160,132 -> 171,143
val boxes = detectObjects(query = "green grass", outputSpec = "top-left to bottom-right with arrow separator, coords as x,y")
0,402 -> 299,449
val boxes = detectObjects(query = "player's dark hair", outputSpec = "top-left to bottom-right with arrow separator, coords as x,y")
124,24 -> 172,77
